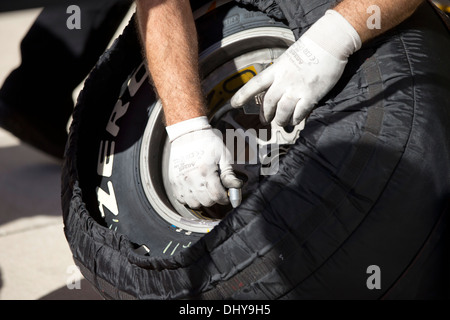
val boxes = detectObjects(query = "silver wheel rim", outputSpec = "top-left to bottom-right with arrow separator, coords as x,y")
139,27 -> 301,234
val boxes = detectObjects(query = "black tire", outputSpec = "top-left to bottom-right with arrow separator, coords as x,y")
62,1 -> 450,300
64,1 -> 293,257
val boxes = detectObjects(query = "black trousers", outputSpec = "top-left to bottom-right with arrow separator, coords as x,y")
0,0 -> 132,127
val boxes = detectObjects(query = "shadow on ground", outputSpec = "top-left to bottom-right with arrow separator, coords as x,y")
39,279 -> 103,300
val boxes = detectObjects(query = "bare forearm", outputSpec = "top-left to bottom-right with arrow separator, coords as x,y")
136,0 -> 205,126
334,0 -> 424,43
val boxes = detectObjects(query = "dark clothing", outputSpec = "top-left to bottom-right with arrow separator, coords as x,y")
0,0 -> 132,158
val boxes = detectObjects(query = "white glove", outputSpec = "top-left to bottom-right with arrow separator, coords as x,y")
231,10 -> 362,126
166,116 -> 242,209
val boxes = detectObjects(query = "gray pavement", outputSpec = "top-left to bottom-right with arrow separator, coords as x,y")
0,130 -> 102,300
0,5 -> 133,300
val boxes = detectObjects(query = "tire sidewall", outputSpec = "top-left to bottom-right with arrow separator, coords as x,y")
75,2 -> 291,256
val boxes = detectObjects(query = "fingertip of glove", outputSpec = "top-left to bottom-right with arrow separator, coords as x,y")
230,94 -> 243,108
224,176 -> 244,189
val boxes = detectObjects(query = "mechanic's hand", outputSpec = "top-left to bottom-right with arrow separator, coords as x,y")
166,116 -> 242,209
231,10 -> 362,126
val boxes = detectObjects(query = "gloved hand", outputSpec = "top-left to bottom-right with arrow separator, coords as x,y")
231,10 -> 362,126
166,116 -> 242,209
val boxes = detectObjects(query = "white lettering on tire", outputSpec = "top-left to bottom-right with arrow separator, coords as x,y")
97,64 -> 148,225
97,140 -> 115,177
96,181 -> 119,218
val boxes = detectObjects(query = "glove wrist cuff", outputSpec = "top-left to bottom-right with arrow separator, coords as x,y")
302,9 -> 362,60
166,116 -> 211,142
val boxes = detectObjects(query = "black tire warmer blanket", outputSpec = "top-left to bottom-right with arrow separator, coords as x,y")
61,0 -> 450,299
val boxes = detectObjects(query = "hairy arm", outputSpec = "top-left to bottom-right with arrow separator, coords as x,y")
230,0 -> 426,126
135,0 -> 205,126
334,0 -> 425,43
135,0 -> 242,209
